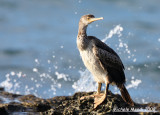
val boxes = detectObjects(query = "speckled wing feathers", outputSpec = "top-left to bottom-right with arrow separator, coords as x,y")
93,46 -> 123,71
90,36 -> 126,84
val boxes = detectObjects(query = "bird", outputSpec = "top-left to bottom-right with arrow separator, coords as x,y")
77,14 -> 134,108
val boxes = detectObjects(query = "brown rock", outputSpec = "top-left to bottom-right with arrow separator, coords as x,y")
0,89 -> 159,115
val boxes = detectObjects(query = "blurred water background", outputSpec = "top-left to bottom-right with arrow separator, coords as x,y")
0,0 -> 160,103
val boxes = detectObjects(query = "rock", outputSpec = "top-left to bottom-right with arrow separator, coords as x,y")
0,87 -> 4,91
0,106 -> 8,115
7,102 -> 25,112
0,89 -> 159,115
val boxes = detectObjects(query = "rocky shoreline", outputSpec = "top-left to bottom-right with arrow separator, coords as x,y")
0,88 -> 159,115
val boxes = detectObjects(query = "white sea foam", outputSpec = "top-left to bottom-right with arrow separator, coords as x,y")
0,58 -> 69,98
126,79 -> 142,89
72,70 -> 96,92
102,25 -> 123,42
0,71 -> 27,94
55,71 -> 68,81
0,74 -> 12,91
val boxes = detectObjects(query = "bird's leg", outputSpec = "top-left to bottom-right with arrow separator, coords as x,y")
94,82 -> 109,109
80,83 -> 103,100
94,83 -> 103,97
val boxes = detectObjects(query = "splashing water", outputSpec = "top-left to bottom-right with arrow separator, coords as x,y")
0,56 -> 70,98
0,72 -> 26,95
102,25 -> 123,42
0,25 -> 142,99
126,79 -> 142,89
72,70 -> 97,92
72,25 -> 142,93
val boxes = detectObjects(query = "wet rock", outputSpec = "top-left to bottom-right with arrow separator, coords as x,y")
0,106 -> 8,115
7,102 -> 26,112
0,87 -> 4,91
0,89 -> 159,115
0,91 -> 22,99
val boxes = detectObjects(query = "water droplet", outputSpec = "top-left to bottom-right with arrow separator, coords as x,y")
60,45 -> 64,48
33,68 -> 38,72
10,71 -> 15,76
133,58 -> 136,62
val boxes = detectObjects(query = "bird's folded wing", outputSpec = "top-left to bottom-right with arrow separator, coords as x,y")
90,37 -> 124,70
92,45 -> 124,72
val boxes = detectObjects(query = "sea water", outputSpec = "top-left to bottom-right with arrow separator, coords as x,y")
0,0 -> 160,103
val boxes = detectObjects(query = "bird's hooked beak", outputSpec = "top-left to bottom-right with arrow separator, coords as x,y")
89,17 -> 103,23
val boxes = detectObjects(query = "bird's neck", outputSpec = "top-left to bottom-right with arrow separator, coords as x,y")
78,23 -> 87,38
77,23 -> 89,50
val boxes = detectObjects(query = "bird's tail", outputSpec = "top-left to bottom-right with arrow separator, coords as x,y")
117,84 -> 134,106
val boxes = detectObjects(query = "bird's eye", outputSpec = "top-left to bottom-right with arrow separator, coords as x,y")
87,17 -> 90,20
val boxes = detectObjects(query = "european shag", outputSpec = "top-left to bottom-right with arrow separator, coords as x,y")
77,14 -> 134,108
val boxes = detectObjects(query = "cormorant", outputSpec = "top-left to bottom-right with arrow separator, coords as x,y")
77,14 -> 134,108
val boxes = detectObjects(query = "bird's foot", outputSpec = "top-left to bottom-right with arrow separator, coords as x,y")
80,93 -> 103,100
94,94 -> 106,109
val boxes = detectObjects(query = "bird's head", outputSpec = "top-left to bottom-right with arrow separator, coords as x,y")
80,14 -> 103,26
